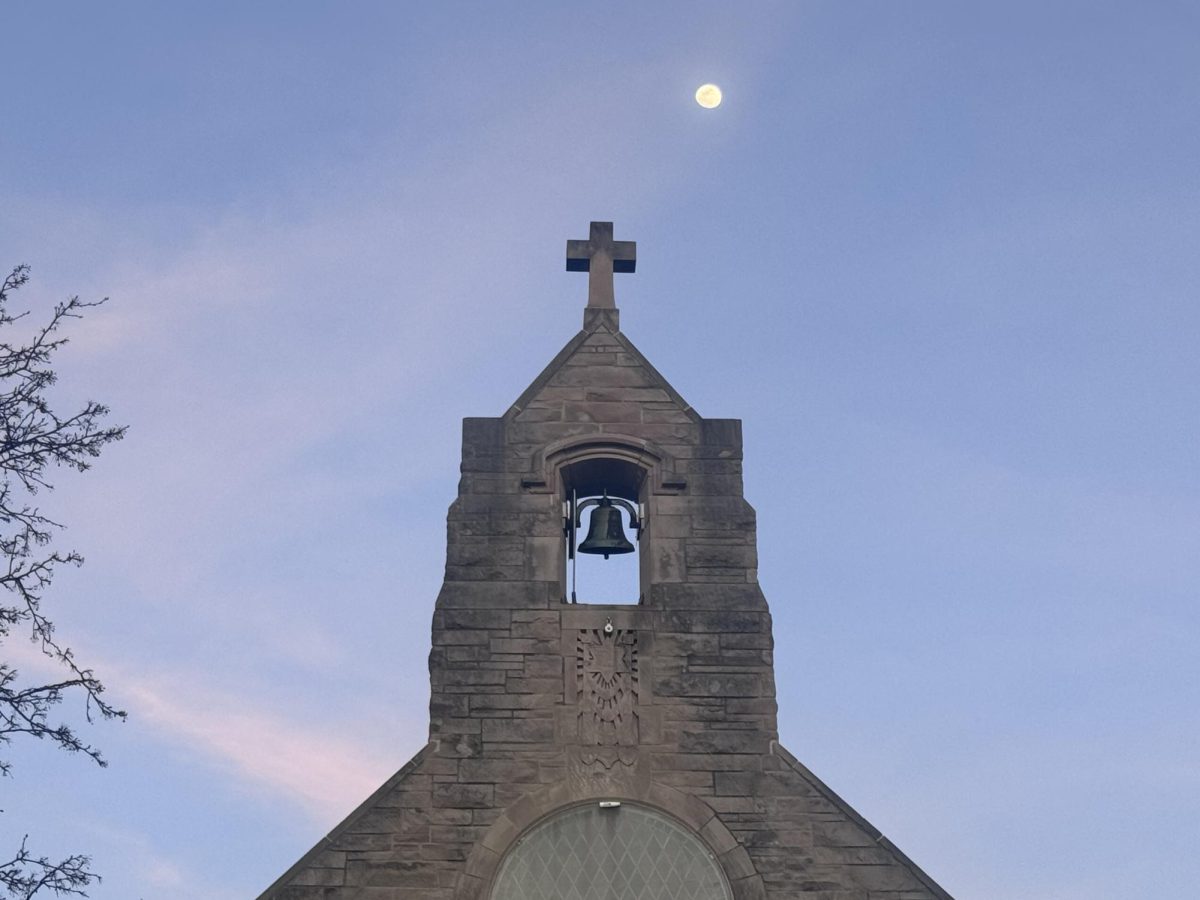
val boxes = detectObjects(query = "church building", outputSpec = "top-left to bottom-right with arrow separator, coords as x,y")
259,222 -> 954,899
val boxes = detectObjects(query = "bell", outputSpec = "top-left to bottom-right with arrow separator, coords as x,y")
577,497 -> 635,559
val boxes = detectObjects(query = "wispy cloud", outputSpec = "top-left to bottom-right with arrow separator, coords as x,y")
81,821 -> 242,900
5,641 -> 406,823
122,668 -> 405,822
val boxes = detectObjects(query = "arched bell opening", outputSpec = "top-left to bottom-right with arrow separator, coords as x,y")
560,457 -> 647,605
561,456 -> 644,505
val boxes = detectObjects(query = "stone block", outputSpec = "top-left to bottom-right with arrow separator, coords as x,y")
653,582 -> 768,607
457,759 -> 540,784
699,417 -> 743,451
506,421 -> 601,445
419,844 -> 468,861
442,563 -> 522,582
524,535 -> 560,580
658,609 -> 769,634
504,676 -> 561,695
290,868 -> 344,886
653,632 -> 721,656
646,513 -> 691,539
631,423 -> 696,443
725,698 -> 778,717
482,717 -> 554,743
456,494 -> 549,516
457,473 -> 519,495
444,646 -> 494,662
432,783 -> 494,809
431,717 -> 482,734
652,770 -> 715,790
431,629 -> 491,646
437,669 -> 507,687
488,637 -> 556,654
510,612 -> 561,639
438,609 -> 511,630
683,457 -> 744,475
649,538 -> 685,583
680,729 -> 764,754
469,693 -> 552,712
434,734 -> 481,758
658,700 -> 727,723
686,569 -> 751,584
428,824 -> 486,844
684,473 -> 746,495
722,632 -> 773,650
523,386 -> 586,402
687,648 -> 773,668
548,364 -> 654,388
691,542 -> 753,571
729,875 -> 766,900
714,771 -> 758,796
661,494 -> 754,521
649,752 -> 763,772
584,387 -> 670,403
456,510 -> 559,538
642,404 -> 696,424
523,656 -> 563,678
562,400 -> 643,423
513,405 -> 564,423
654,672 -> 764,698
812,819 -> 880,848
446,536 -> 524,568
429,695 -> 470,718
435,581 -> 557,609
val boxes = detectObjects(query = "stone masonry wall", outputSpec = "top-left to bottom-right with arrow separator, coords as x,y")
259,311 -> 951,900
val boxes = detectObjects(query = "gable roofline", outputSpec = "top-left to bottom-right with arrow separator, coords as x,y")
258,739 -> 955,900
256,743 -> 431,900
504,310 -> 700,424
771,741 -> 956,900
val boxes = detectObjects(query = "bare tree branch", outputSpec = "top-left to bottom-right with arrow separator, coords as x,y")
0,837 -> 95,899
0,265 -> 125,897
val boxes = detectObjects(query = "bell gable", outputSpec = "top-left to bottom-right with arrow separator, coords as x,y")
258,221 -> 955,900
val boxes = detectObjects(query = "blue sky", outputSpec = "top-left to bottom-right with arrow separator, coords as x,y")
1,2 -> 1197,897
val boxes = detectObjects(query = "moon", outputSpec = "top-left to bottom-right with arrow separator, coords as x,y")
695,83 -> 722,109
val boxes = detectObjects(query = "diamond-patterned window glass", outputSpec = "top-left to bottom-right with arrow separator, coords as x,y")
490,803 -> 731,900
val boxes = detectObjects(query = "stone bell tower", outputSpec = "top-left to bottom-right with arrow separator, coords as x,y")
259,222 -> 954,900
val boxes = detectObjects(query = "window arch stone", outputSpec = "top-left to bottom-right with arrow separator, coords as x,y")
455,780 -> 763,900
489,803 -> 731,900
521,433 -> 687,497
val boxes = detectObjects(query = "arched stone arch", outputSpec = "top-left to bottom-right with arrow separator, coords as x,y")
526,433 -> 688,499
454,779 -> 763,900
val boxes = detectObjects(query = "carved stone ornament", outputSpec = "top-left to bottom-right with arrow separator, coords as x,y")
576,627 -> 639,767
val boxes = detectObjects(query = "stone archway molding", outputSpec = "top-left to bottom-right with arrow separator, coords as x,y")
455,778 -> 764,900
520,433 -> 688,495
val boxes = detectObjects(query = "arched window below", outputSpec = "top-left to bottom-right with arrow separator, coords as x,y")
490,803 -> 731,900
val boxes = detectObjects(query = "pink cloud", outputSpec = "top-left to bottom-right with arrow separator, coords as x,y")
121,671 -> 407,822
5,640 -> 409,823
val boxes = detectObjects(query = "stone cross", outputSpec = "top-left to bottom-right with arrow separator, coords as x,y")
566,221 -> 636,309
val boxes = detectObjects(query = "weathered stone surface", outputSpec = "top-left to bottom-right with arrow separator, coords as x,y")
259,287 -> 952,900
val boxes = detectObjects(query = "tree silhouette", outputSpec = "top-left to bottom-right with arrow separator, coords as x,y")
0,265 -> 126,897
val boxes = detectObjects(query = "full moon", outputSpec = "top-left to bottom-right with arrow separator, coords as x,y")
695,83 -> 722,109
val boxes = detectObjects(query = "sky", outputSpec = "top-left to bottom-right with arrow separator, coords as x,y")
1,1 -> 1197,897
